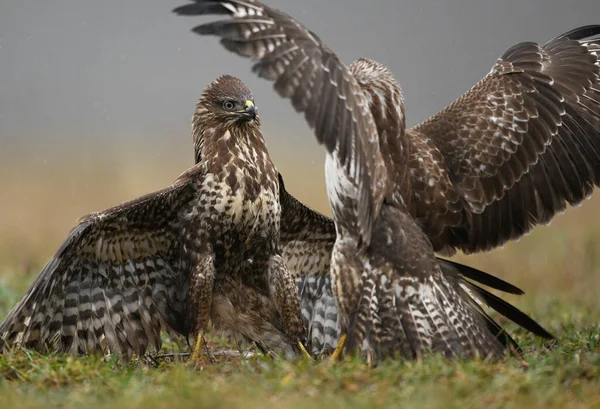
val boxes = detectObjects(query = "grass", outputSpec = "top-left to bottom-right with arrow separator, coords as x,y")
1,153 -> 600,408
1,330 -> 599,409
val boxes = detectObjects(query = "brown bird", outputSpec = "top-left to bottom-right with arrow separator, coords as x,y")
175,0 -> 599,361
0,75 -> 308,361
184,72 -> 552,359
278,175 -> 553,358
0,74 -> 548,364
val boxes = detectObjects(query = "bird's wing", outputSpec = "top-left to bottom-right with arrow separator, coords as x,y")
277,173 -> 339,355
0,164 -> 207,357
174,0 -> 385,243
409,26 -> 600,253
278,174 -> 552,356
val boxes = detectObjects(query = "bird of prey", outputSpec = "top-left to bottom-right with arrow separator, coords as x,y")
0,75 -> 549,364
278,175 -> 553,358
174,0 -> 600,361
0,75 -> 308,361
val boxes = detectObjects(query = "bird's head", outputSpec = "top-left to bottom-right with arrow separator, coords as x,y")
197,75 -> 258,126
192,75 -> 260,163
349,58 -> 405,138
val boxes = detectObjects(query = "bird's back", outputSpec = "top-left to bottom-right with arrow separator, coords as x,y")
346,205 -> 506,361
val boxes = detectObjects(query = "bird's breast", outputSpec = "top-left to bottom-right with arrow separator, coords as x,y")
195,167 -> 280,251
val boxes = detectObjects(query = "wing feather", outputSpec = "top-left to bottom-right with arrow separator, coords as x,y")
0,166 -> 206,357
175,0 -> 385,243
277,174 -> 339,354
409,26 -> 600,253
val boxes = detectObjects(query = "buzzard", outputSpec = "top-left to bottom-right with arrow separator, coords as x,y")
0,75 -> 308,361
279,176 -> 553,357
174,0 -> 599,360
0,75 -> 550,364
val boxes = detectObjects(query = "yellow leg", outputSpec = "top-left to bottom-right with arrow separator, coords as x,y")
190,333 -> 213,367
297,341 -> 315,361
331,333 -> 347,361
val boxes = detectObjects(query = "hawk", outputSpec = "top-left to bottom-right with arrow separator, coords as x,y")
174,0 -> 599,360
279,175 -> 553,357
0,75 -> 549,363
0,75 -> 308,361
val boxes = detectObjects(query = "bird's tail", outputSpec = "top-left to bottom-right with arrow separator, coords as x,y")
295,273 -> 341,356
343,206 -> 552,363
296,253 -> 552,360
437,259 -> 554,351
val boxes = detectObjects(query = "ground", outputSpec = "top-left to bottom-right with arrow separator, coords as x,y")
0,155 -> 599,408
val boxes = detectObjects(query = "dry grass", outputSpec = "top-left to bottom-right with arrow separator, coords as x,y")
1,150 -> 600,408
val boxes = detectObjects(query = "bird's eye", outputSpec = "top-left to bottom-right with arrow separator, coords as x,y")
223,101 -> 235,110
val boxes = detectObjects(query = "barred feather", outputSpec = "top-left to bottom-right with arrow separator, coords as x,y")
1,77 -> 306,360
176,0 -> 562,362
278,175 -> 552,359
341,206 -> 506,362
0,180 -> 195,357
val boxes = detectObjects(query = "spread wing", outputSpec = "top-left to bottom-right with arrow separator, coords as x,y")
277,174 -> 339,355
0,165 -> 206,357
277,174 -> 552,356
174,0 -> 385,243
409,26 -> 600,253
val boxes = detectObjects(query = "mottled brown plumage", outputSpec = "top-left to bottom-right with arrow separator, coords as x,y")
407,26 -> 600,254
176,0 -> 386,245
174,0 -> 566,362
0,75 -> 305,359
278,175 -> 552,357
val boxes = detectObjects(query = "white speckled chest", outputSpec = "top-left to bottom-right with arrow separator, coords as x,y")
193,150 -> 280,262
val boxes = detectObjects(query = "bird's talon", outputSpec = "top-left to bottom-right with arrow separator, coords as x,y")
331,333 -> 347,361
190,333 -> 214,367
297,341 -> 314,361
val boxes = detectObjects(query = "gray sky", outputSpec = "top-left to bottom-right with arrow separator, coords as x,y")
1,0 -> 600,174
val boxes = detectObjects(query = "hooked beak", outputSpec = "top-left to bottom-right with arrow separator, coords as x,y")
241,100 -> 256,121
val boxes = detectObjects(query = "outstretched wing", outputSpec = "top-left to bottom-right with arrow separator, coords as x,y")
409,26 -> 600,253
0,165 -> 206,357
277,174 -> 339,355
277,175 -> 552,356
174,0 -> 385,243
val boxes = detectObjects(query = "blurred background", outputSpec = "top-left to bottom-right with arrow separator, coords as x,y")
1,0 -> 600,326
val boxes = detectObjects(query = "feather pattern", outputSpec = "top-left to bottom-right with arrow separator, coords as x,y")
0,171 -> 197,356
409,26 -> 600,253
1,76 -> 306,359
278,175 -> 553,358
178,0 -> 558,361
174,0 -> 389,245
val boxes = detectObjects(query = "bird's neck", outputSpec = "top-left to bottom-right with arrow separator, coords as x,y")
371,91 -> 412,211
192,117 -> 270,168
192,118 -> 278,200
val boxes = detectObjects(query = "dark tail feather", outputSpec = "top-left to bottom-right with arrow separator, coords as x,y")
470,300 -> 522,352
437,258 -> 524,295
437,258 -> 553,341
463,281 -> 555,340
